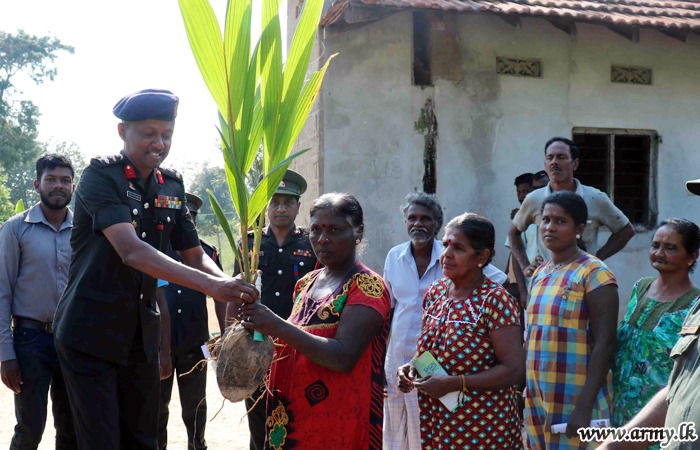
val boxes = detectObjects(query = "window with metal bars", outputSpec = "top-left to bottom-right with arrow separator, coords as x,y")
572,128 -> 658,229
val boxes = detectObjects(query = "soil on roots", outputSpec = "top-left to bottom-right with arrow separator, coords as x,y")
215,323 -> 274,403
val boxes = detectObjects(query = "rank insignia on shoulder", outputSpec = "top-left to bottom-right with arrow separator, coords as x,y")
155,195 -> 182,209
293,250 -> 313,257
159,167 -> 183,180
94,154 -> 124,166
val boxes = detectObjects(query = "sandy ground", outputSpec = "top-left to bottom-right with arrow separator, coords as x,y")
0,298 -> 252,449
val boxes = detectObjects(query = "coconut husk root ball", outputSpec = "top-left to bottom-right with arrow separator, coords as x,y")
215,322 -> 275,403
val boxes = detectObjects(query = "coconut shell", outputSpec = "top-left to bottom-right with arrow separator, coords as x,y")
215,322 -> 275,403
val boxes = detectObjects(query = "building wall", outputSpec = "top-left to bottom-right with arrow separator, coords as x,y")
317,10 -> 700,313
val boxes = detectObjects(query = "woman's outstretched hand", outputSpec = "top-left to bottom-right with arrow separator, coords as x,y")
398,363 -> 418,393
239,302 -> 284,336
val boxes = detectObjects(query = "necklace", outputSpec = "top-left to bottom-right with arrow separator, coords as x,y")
545,249 -> 582,274
307,268 -> 350,300
434,280 -> 486,325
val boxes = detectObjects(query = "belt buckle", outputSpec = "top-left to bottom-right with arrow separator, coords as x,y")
44,322 -> 53,334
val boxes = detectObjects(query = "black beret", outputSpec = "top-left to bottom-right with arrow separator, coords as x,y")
113,89 -> 179,121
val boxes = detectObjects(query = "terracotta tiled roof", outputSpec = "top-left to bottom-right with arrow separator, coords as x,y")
321,0 -> 700,31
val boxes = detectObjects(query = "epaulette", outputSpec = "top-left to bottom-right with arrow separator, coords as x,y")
91,153 -> 125,166
159,166 -> 183,182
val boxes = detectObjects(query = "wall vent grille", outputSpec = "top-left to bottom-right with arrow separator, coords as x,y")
496,56 -> 543,78
611,65 -> 653,85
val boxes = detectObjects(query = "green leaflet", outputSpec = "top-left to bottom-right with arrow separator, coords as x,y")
13,199 -> 24,214
274,0 -> 323,164
206,189 -> 241,270
247,148 -> 311,228
178,0 -> 228,117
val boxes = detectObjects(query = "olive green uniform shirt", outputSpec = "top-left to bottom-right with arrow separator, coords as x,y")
665,299 -> 700,448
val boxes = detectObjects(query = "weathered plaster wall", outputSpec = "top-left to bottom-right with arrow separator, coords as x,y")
320,12 -> 429,270
318,11 -> 700,315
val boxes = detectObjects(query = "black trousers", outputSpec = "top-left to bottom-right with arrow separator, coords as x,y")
10,328 -> 76,450
158,346 -> 207,450
56,340 -> 160,450
244,385 -> 267,450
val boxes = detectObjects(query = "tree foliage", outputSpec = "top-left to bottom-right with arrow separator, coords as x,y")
0,100 -> 41,207
0,29 -> 77,208
188,161 -> 237,236
0,167 -> 13,223
0,29 -> 74,114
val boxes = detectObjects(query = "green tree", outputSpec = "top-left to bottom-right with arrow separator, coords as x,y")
0,29 -> 74,113
44,139 -> 87,179
0,29 -> 74,206
0,167 -> 13,223
188,161 -> 238,236
0,100 -> 41,206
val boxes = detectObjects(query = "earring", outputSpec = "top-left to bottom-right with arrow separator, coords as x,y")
355,239 -> 361,245
576,234 -> 581,239
478,263 -> 483,268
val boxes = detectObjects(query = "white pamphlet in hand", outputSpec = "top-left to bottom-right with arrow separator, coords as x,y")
201,343 -> 217,370
551,418 -> 610,434
413,351 -> 460,413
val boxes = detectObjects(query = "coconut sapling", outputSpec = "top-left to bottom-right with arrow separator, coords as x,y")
178,0 -> 333,402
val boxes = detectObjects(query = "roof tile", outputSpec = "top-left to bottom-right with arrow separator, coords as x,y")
321,0 -> 700,30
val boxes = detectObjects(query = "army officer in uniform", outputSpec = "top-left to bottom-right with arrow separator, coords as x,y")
227,170 -> 318,450
53,89 -> 258,450
158,193 -> 225,450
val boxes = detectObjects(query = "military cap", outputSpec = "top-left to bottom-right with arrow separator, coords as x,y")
185,193 -> 203,213
276,170 -> 307,198
113,89 -> 179,121
687,179 -> 700,196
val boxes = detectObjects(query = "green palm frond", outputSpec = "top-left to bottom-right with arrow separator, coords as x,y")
179,0 -> 334,340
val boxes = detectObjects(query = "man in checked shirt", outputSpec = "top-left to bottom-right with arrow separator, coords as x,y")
0,154 -> 77,450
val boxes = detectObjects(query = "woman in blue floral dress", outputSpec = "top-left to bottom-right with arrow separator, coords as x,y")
613,218 -> 700,437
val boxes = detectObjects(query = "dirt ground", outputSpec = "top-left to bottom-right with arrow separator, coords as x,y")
0,298 -> 252,449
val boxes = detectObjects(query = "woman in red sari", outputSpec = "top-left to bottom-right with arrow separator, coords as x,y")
241,192 -> 391,450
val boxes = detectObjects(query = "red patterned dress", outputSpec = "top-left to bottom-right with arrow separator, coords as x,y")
264,261 -> 391,450
417,277 -> 523,450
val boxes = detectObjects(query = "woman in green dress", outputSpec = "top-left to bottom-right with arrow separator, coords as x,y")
613,218 -> 700,434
